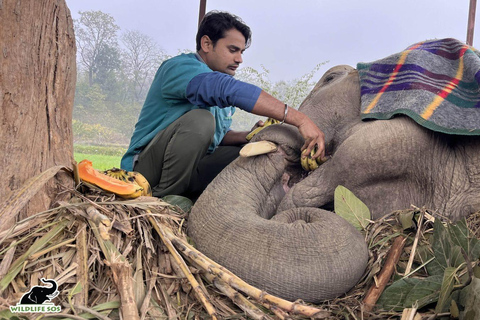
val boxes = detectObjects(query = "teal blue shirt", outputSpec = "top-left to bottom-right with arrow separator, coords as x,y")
121,53 -> 261,171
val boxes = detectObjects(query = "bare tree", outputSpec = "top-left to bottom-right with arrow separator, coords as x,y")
121,30 -> 167,102
75,10 -> 120,85
0,0 -> 76,231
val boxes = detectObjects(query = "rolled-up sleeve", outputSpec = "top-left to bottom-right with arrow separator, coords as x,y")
186,72 -> 262,112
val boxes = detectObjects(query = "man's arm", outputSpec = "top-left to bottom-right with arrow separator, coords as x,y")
220,130 -> 249,146
250,91 -> 325,160
187,72 -> 325,159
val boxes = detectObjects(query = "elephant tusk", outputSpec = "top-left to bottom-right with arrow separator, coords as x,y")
239,141 -> 278,157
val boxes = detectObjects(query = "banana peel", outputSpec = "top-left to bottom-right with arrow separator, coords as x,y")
240,141 -> 278,157
246,118 -> 280,141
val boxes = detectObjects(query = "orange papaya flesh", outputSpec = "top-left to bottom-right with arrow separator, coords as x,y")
78,159 -> 143,198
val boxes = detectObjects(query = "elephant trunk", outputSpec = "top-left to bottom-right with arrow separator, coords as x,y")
41,278 -> 57,295
188,142 -> 369,302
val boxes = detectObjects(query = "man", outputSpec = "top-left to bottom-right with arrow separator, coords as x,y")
121,11 -> 325,199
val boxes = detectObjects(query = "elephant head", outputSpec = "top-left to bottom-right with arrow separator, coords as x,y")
188,65 -> 369,303
20,278 -> 59,304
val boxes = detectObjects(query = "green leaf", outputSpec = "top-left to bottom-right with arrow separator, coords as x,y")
162,195 -> 193,213
427,219 -> 465,276
377,275 -> 443,311
398,211 -> 415,230
334,185 -> 371,231
435,267 -> 458,313
459,277 -> 480,320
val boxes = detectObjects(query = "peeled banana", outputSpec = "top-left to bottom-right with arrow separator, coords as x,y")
103,168 -> 152,197
246,118 -> 280,141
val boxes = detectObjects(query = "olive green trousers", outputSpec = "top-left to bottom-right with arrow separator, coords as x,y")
133,109 -> 241,199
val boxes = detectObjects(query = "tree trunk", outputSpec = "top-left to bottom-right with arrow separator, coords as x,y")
0,0 -> 76,229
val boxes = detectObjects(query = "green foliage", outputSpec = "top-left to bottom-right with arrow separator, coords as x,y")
74,153 -> 122,171
73,120 -> 127,145
377,216 -> 480,313
334,185 -> 371,231
74,144 -> 125,170
74,144 -> 126,156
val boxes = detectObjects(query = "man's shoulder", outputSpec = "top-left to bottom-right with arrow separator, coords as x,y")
165,53 -> 204,67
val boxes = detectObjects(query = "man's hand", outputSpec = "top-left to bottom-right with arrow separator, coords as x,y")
250,119 -> 265,131
297,117 -> 326,161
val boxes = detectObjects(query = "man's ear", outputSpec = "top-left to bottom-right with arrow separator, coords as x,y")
200,35 -> 212,53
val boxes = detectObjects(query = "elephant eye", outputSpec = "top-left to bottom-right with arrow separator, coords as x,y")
324,74 -> 336,83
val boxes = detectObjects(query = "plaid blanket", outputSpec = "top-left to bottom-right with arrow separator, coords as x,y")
357,38 -> 480,135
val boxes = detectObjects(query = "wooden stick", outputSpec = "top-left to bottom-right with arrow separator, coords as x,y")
404,211 -> 424,275
363,235 -> 407,312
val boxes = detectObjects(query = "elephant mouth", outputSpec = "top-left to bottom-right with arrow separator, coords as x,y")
242,140 -> 310,195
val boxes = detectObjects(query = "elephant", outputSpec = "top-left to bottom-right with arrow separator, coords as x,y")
20,278 -> 59,304
188,63 -> 480,303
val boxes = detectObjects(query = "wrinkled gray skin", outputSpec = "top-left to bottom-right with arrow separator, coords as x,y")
188,65 -> 480,303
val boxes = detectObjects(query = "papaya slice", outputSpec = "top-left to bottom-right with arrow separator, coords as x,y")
77,159 -> 143,198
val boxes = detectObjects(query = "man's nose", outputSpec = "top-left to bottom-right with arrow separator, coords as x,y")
235,52 -> 243,64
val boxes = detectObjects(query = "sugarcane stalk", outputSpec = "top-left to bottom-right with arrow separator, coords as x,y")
203,272 -> 274,320
74,222 -> 89,306
147,214 -> 219,320
88,207 -> 140,320
155,218 -> 329,318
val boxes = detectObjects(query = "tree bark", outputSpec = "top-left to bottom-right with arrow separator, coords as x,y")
0,0 -> 76,228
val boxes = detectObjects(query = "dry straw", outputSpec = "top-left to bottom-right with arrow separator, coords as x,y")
0,166 -> 479,319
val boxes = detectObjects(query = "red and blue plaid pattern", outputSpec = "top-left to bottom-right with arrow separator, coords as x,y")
358,38 -> 480,135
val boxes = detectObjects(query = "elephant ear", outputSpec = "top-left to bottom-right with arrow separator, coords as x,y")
334,185 -> 371,231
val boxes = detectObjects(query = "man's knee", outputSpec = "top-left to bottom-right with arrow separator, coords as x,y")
178,109 -> 215,143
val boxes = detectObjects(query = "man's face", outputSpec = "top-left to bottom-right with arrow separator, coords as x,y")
202,28 -> 246,76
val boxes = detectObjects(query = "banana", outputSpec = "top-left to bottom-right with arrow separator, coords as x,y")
127,171 -> 152,196
240,141 -> 278,157
104,167 -> 152,197
246,118 -> 281,141
119,187 -> 143,199
308,157 -> 319,171
300,147 -> 327,172
301,149 -> 310,171
103,167 -> 134,183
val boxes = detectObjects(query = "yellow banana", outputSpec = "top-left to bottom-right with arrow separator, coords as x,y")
300,147 -> 327,172
103,167 -> 134,183
119,187 -> 144,199
246,118 -> 281,141
301,149 -> 310,171
127,171 -> 152,196
308,157 -> 319,171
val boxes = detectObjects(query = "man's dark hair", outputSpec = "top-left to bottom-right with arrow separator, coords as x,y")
196,11 -> 252,51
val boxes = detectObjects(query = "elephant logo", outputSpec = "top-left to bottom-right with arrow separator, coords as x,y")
19,278 -> 59,304
10,278 -> 61,313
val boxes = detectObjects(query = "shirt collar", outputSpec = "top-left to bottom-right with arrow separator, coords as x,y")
194,52 -> 206,64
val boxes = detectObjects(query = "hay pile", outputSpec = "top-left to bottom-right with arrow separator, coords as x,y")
0,167 -> 479,320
